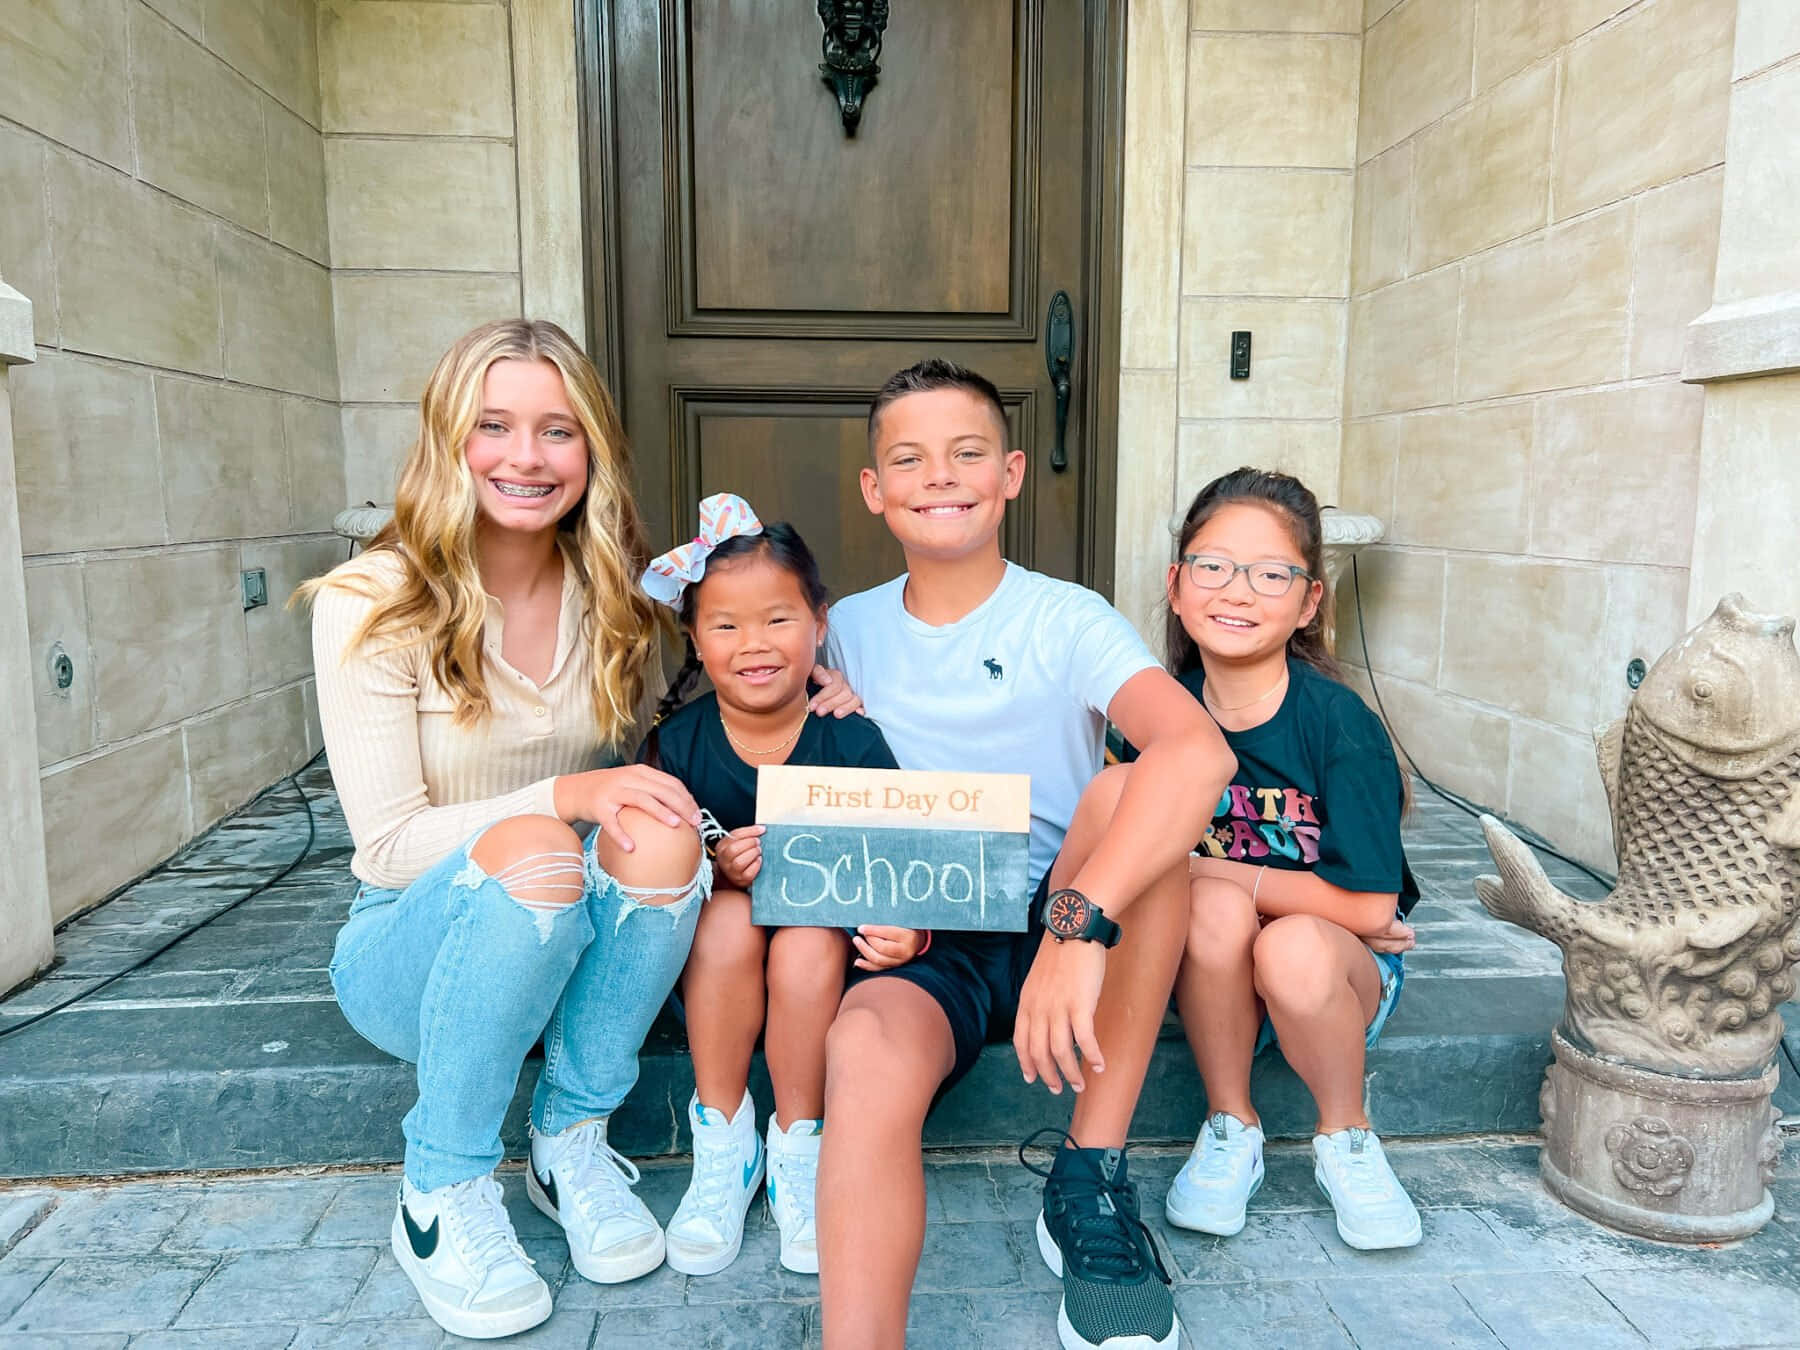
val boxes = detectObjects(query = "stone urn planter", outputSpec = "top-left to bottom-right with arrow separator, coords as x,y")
1475,594 -> 1800,1241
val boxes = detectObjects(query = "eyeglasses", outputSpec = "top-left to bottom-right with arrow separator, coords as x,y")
1179,554 -> 1312,597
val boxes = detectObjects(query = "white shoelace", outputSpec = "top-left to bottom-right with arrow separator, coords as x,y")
684,1128 -> 748,1214
769,1142 -> 818,1230
442,1175 -> 534,1279
1329,1129 -> 1398,1202
555,1124 -> 644,1226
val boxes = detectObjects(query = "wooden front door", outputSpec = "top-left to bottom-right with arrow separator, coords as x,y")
583,0 -> 1124,598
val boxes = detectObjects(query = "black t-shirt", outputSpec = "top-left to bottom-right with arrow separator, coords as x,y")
640,691 -> 900,832
1131,659 -> 1419,916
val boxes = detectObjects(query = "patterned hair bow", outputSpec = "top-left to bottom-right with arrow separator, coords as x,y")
641,492 -> 763,607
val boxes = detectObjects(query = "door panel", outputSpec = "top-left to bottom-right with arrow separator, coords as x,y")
592,0 -> 1115,594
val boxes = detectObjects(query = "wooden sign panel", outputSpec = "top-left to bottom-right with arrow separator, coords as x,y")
751,766 -> 1033,932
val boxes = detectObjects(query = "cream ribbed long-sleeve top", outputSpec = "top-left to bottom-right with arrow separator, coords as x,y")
311,550 -> 608,889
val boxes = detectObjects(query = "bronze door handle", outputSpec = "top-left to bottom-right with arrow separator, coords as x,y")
1045,290 -> 1074,473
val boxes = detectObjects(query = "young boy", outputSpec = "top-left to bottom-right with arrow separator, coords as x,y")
816,359 -> 1236,1350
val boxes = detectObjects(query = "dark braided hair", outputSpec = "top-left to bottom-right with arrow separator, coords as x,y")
641,522 -> 830,762
1164,467 -> 1340,683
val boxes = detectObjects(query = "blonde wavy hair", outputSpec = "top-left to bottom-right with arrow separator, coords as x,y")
299,319 -> 661,746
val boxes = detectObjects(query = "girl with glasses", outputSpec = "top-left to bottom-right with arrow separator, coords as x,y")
1152,467 -> 1425,1253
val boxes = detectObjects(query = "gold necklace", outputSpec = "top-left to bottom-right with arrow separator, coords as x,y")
1204,670 -> 1289,714
721,711 -> 809,757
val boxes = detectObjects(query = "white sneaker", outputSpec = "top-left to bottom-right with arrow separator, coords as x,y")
664,1091 -> 764,1276
1165,1111 -> 1265,1236
527,1118 -> 666,1283
1312,1127 -> 1422,1250
765,1116 -> 823,1275
391,1174 -> 551,1340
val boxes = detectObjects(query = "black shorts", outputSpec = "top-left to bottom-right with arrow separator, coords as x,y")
846,870 -> 1051,1092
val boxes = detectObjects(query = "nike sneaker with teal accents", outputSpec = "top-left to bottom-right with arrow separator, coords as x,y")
527,1118 -> 665,1283
765,1116 -> 823,1275
1024,1131 -> 1179,1350
1165,1111 -> 1265,1237
665,1091 -> 763,1276
391,1174 -> 551,1340
1313,1126 -> 1422,1250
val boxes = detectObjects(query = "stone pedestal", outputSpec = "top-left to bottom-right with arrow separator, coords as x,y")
1539,1030 -> 1780,1243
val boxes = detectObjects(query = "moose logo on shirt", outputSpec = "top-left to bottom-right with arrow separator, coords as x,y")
1199,784 -> 1322,864
982,658 -> 1004,681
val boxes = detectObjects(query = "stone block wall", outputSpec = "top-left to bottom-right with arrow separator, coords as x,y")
1114,0 -> 1361,645
1336,0 -> 1736,867
321,0 -> 527,510
0,0 -> 346,921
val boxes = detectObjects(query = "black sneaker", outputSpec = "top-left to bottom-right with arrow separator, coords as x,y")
1022,1129 -> 1180,1350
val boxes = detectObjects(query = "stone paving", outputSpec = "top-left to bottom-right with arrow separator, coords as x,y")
3,1138 -> 1800,1348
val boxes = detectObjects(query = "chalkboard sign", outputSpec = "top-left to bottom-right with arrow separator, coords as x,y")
751,766 -> 1033,933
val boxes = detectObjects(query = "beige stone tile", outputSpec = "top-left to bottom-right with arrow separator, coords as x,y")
302,676 -> 321,755
320,0 -> 513,136
1351,141 -> 1410,295
132,4 -> 268,232
1340,665 -> 1512,809
144,0 -> 203,39
1631,169 -> 1723,375
1122,0 -> 1185,370
342,403 -> 419,506
1359,0 -> 1474,161
1531,382 -> 1703,569
1458,206 -> 1631,400
1364,0 -> 1403,27
156,377 -> 291,543
1179,298 -> 1345,419
85,545 -> 250,741
1187,34 -> 1359,169
218,229 -> 337,400
1182,170 -> 1352,298
1192,0 -> 1360,32
23,561 -> 93,766
1440,554 -> 1610,726
1598,564 -> 1690,723
295,0 -> 321,126
325,138 -> 518,271
266,99 -> 329,264
1344,267 -> 1458,416
1390,404 -> 1532,553
1337,417 -> 1397,518
186,685 -> 310,831
1474,0 -> 1632,92
0,0 -> 131,168
49,153 -> 222,377
1113,371 -> 1179,641
285,396 -> 347,531
1334,545 -> 1442,683
1714,67 -> 1800,305
0,122 -> 56,346
1506,717 -> 1617,869
1735,0 -> 1800,77
1554,0 -> 1734,220
11,352 -> 164,555
1411,62 -> 1552,272
1174,421 -> 1340,510
1688,374 -> 1800,625
40,730 -> 188,920
203,0 -> 309,117
243,535 -> 344,689
333,272 -> 519,403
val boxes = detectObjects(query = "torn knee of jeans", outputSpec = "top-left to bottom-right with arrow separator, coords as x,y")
612,856 -> 713,933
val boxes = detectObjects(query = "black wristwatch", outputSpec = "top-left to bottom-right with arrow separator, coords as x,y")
1041,888 -> 1122,948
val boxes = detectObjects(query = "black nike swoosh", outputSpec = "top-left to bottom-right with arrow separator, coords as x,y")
535,1165 -> 559,1212
402,1203 -> 439,1260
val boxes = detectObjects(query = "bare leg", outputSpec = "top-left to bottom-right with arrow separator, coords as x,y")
1252,915 -> 1382,1133
817,979 -> 956,1350
764,926 -> 851,1125
1034,764 -> 1189,1149
680,889 -> 767,1113
1172,870 -> 1264,1126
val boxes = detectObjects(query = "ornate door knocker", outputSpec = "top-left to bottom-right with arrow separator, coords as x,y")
818,0 -> 889,135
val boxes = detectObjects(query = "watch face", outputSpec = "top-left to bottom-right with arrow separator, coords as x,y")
1045,890 -> 1091,938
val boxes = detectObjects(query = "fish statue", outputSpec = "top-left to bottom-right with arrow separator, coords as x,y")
1476,594 -> 1800,1077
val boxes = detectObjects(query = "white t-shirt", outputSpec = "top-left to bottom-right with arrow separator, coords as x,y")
826,563 -> 1159,891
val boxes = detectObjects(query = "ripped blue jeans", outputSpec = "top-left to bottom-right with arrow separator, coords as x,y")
330,826 -> 710,1191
